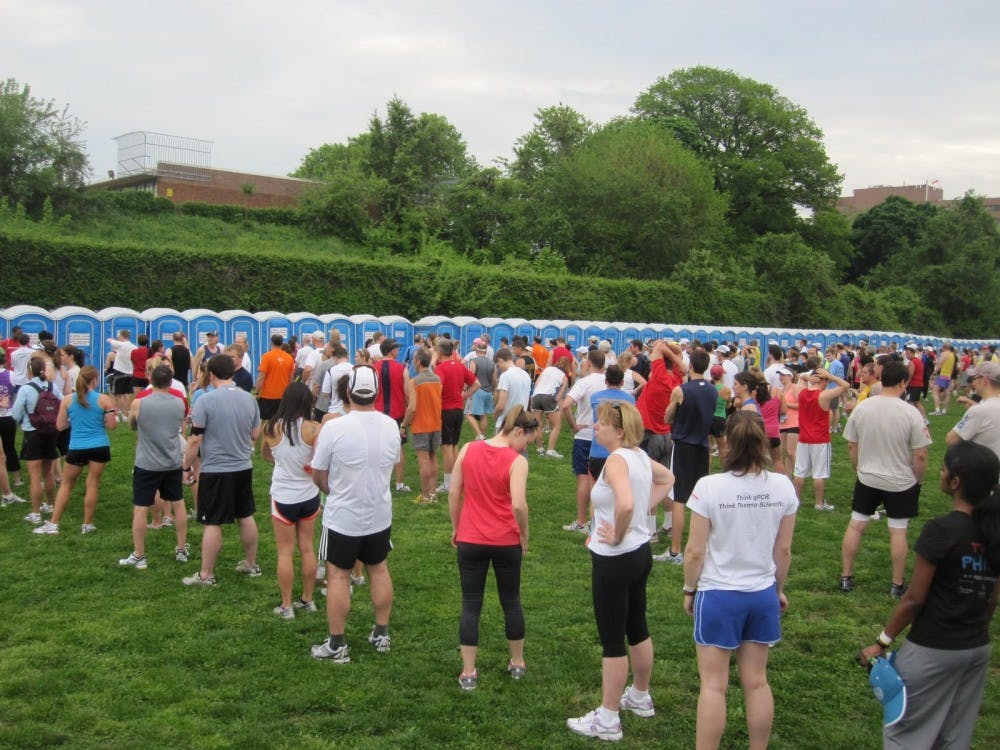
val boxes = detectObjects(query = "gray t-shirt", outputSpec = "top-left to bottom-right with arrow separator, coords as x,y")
843,395 -> 931,492
472,355 -> 496,393
135,391 -> 186,471
311,356 -> 337,413
191,385 -> 260,473
952,397 -> 1000,460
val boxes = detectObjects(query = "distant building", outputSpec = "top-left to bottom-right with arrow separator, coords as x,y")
837,184 -> 944,216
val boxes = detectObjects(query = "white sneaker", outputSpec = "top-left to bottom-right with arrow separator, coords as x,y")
562,521 -> 588,533
435,483 -> 448,494
394,483 -> 412,493
814,503 -> 836,512
350,573 -> 367,587
545,449 -> 564,459
537,447 -> 545,456
620,686 -> 655,717
80,523 -> 97,534
2,492 -> 25,506
567,708 -> 622,741
119,552 -> 148,570
273,604 -> 295,620
40,502 -> 54,514
33,521 -> 60,535
652,551 -> 684,565
24,512 -> 42,525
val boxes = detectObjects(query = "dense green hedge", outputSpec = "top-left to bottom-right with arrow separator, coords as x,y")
0,230 -> 773,326
177,202 -> 302,226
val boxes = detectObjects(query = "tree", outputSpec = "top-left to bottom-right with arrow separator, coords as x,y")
633,66 -> 841,238
849,195 -> 938,282
533,119 -> 729,278
508,104 -> 594,182
0,78 -> 89,215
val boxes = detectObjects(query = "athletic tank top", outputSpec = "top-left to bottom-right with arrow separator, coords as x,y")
454,440 -> 521,546
783,387 -> 799,430
171,345 -> 191,384
269,418 -> 317,504
714,383 -> 728,418
760,397 -> 780,439
67,390 -> 110,450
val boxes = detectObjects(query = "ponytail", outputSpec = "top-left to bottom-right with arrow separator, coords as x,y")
944,442 -> 1000,569
974,489 -> 1000,570
76,366 -> 99,407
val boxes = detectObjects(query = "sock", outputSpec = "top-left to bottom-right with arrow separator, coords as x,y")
597,706 -> 619,725
443,473 -> 451,489
329,634 -> 346,648
629,686 -> 649,700
372,624 -> 388,637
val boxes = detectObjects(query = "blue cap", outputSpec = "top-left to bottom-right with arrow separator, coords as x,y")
869,653 -> 906,727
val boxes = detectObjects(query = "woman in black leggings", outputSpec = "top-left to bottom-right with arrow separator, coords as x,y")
448,405 -> 537,691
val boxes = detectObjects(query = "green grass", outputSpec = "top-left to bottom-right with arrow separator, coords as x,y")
1,402 -> 998,749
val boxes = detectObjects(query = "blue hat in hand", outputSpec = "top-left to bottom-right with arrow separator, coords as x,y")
869,652 -> 906,727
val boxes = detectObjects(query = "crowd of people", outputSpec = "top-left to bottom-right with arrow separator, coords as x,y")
3,322 -> 999,747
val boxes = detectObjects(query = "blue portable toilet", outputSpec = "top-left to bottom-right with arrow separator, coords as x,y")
7,305 -> 56,346
539,322 -> 561,345
513,318 -> 535,344
222,310 -> 262,364
582,322 -> 604,346
98,307 -> 143,384
691,329 -> 708,344
350,314 -> 381,348
563,322 -> 584,350
479,317 -> 503,348
489,320 -> 517,347
289,312 -> 325,345
721,330 -> 737,346
604,323 -> 627,352
181,309 -> 225,351
255,312 -> 293,347
457,317 -> 486,354
54,306 -> 101,367
143,308 -> 188,345
379,315 -> 414,349
321,314 -> 354,353
675,328 -> 693,343
615,323 -> 640,347
449,316 -> 477,354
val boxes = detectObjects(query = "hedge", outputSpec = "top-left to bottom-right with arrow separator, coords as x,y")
0,230 -> 774,327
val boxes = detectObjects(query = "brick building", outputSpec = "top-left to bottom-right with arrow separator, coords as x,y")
837,184 -> 944,216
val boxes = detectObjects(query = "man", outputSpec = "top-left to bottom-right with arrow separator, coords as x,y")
560,349 -> 607,532
375,338 -> 411,493
181,354 -> 261,586
551,337 -> 573,370
2,326 -> 22,365
656,350 -> 715,564
587,364 -> 634,478
762,343 -> 785,392
300,331 -> 326,385
191,330 -> 224,376
627,339 -> 651,381
119,365 -> 190,570
106,329 -> 136,417
165,331 -> 191,386
465,339 -> 496,441
903,344 -> 928,421
716,344 -> 738,389
793,358 -> 850,511
531,336 -> 550,377
256,333 -> 295,421
320,344 -> 354,419
946,361 -> 1000,459
494,348 -> 532,431
227,345 -> 254,393
310,366 -> 400,663
511,337 -> 536,381
840,360 -> 930,597
930,342 -> 957,416
823,346 -> 847,433
403,349 -> 442,504
309,340 -> 336,420
433,338 -> 479,494
366,331 -> 385,362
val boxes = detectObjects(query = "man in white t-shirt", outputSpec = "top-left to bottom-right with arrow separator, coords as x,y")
560,349 -> 608,532
946,361 -> 1000,460
716,345 -> 738,389
299,331 -> 325,384
761,343 -> 785,393
309,366 -> 400,664
320,345 -> 354,419
493,348 -> 531,431
840,360 -> 931,597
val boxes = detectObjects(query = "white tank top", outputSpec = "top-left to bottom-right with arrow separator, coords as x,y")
268,419 -> 317,504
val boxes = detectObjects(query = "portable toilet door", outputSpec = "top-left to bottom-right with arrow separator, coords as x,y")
513,319 -> 536,344
539,321 -> 561,345
563,323 -> 584,350
289,312 -> 325,343
321,314 -> 354,353
582,322 -> 604,347
143,308 -> 188,346
6,305 -> 55,346
379,315 -> 414,350
222,310 -> 262,365
182,309 -> 226,352
458,319 -> 486,355
413,316 -> 443,342
489,320 -> 516,348
54,306 -> 101,368
349,314 -> 380,349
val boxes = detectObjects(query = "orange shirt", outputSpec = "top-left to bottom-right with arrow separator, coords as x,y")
532,344 -> 550,374
258,348 -> 295,399
411,369 -> 442,433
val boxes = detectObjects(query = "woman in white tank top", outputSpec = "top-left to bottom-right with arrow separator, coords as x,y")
262,382 -> 321,619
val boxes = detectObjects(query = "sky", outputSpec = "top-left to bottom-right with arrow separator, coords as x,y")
3,0 -> 999,199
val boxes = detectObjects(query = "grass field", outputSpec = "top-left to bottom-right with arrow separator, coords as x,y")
1,400 -> 998,749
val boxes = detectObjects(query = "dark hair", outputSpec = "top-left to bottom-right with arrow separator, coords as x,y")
881,360 -> 910,388
768,344 -> 783,362
499,404 -> 539,436
415,348 -> 431,368
437,338 -> 454,357
38,330 -> 53,342
336,373 -> 351,408
150,364 -> 173,389
17,333 -> 29,345
29,357 -> 46,378
604,364 -> 624,387
804,355 -> 821,370
736,371 -> 769,404
264,381 -> 315,445
137,334 -> 149,347
724,411 -> 770,475
331,343 -> 349,359
690,349 -> 710,375
494,348 -> 513,363
944,442 -> 1000,568
587,349 -> 606,369
207,353 -> 235,380
271,333 -> 284,347
61,344 -> 85,368
149,339 -> 164,355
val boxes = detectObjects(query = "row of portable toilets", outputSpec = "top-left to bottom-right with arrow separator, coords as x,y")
2,305 -> 996,377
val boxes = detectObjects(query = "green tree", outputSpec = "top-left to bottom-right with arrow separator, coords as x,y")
0,78 -> 90,215
633,66 -> 841,239
534,119 -> 728,278
849,195 -> 938,282
508,104 -> 594,182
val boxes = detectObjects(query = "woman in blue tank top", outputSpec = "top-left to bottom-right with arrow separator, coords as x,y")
35,366 -> 117,536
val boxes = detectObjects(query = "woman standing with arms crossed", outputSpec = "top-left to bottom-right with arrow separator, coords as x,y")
567,401 -> 674,741
449,404 -> 536,691
683,411 -> 798,750
859,441 -> 1000,749
261,382 -> 322,619
34,366 -> 117,535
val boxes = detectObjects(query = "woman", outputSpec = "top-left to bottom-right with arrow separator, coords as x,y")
616,351 -> 647,397
734,371 -> 765,414
12,357 -> 59,525
683,412 -> 798,750
531,356 -> 571,458
778,369 -> 801,481
0,351 -> 26,505
449,404 -> 536,691
34,366 -> 116,535
261,382 -> 322,619
144,340 -> 167,380
759,373 -> 785,473
567,401 -> 674,741
859,441 -> 1000,749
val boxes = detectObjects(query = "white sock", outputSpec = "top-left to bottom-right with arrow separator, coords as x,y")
628,686 -> 649,700
443,473 -> 451,489
597,706 -> 619,725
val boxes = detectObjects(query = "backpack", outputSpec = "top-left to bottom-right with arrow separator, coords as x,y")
28,382 -> 61,435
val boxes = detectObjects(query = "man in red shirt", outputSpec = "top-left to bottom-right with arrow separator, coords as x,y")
793,358 -> 850,511
903,344 -> 928,421
433,338 -> 479,494
551,338 -> 573,369
376,339 -> 412,493
1,326 -> 22,364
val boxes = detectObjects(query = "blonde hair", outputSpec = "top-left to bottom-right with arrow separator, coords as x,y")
499,404 -> 540,436
597,400 -> 643,448
76,366 -> 99,407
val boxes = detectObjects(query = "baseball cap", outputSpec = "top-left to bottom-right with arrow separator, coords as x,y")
968,361 -> 1000,382
905,343 -> 917,351
777,367 -> 794,376
379,338 -> 399,356
349,366 -> 379,399
207,330 -> 219,337
472,337 -> 485,348
709,364 -> 724,380
576,345 -> 588,354
869,653 -> 906,727
717,344 -> 731,355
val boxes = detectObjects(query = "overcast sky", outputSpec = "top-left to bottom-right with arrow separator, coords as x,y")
4,0 -> 998,199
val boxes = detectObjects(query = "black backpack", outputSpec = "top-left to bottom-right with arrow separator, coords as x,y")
28,382 -> 61,435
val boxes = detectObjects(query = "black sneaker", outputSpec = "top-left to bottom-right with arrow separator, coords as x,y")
889,582 -> 907,598
839,575 -> 855,592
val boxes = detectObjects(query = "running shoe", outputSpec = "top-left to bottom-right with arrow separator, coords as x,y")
652,550 -> 683,565
814,503 -> 836,512
182,572 -> 217,586
119,552 -> 148,570
235,560 -> 262,577
2,492 -> 25,506
350,573 -> 367,587
40,502 -> 54,514
80,523 -> 97,534
33,521 -> 59,535
839,575 -> 855,592
273,604 -> 295,620
566,708 -> 622,741
889,582 -> 908,599
545,449 -> 564,459
562,521 -> 588,533
394,483 -> 412,493
458,672 -> 478,691
175,544 -> 190,563
311,640 -> 350,663
508,662 -> 527,680
24,512 -> 42,525
293,598 -> 318,612
620,686 -> 655,718
368,626 -> 391,653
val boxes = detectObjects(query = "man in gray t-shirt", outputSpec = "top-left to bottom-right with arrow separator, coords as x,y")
182,354 -> 261,586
